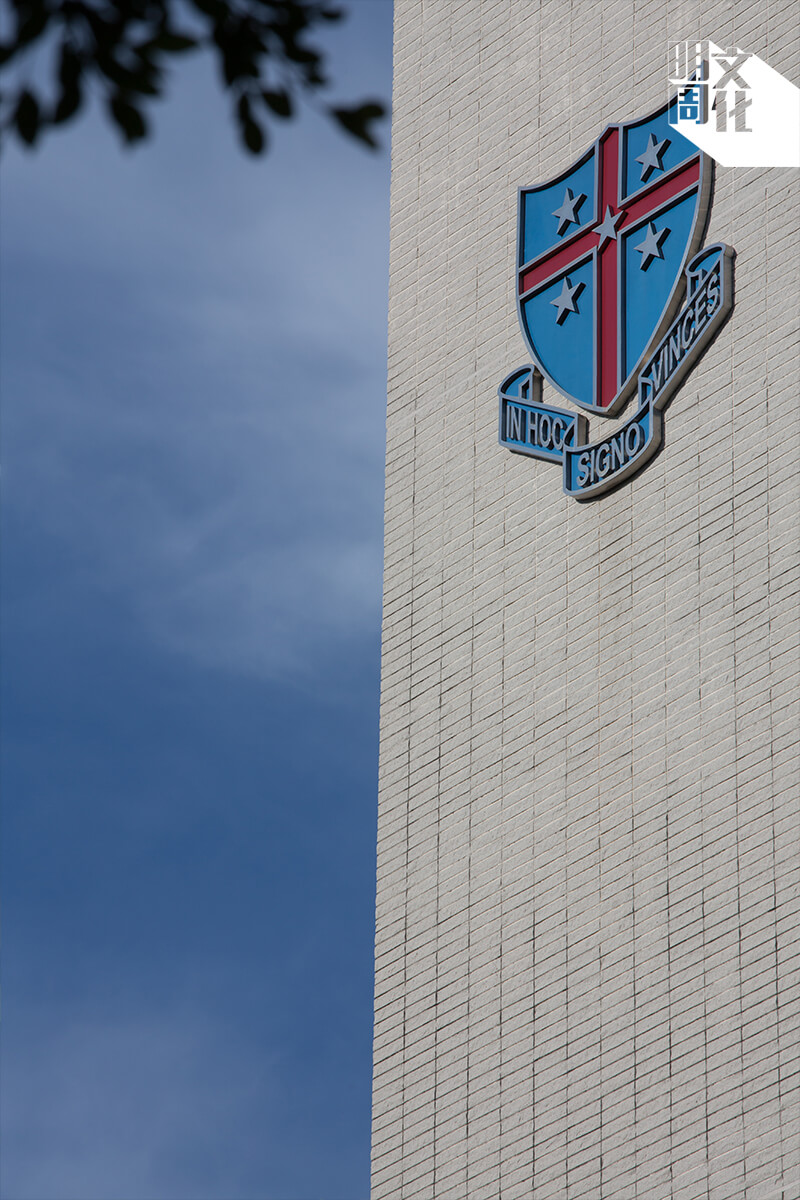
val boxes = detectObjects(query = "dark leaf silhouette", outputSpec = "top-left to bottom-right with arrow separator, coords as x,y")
330,101 -> 385,149
14,89 -> 39,143
109,94 -> 147,142
262,88 -> 292,118
237,91 -> 266,153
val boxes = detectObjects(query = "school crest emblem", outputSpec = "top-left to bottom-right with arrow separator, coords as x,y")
499,96 -> 734,499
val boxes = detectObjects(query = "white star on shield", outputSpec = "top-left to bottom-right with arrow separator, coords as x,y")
550,275 -> 585,323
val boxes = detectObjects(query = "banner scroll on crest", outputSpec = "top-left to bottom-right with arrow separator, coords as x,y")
499,243 -> 734,500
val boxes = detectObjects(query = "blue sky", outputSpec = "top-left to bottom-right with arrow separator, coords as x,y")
1,4 -> 393,1196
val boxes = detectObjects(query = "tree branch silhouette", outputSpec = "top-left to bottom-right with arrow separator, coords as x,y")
0,0 -> 387,153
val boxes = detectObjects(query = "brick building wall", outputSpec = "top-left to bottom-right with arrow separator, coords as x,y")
373,3 -> 799,1197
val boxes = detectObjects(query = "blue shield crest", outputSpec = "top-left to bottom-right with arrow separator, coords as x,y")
516,98 -> 712,416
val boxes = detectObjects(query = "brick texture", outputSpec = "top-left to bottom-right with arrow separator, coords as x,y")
373,3 -> 800,1197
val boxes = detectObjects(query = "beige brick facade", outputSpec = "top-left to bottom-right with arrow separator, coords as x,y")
373,3 -> 800,1197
